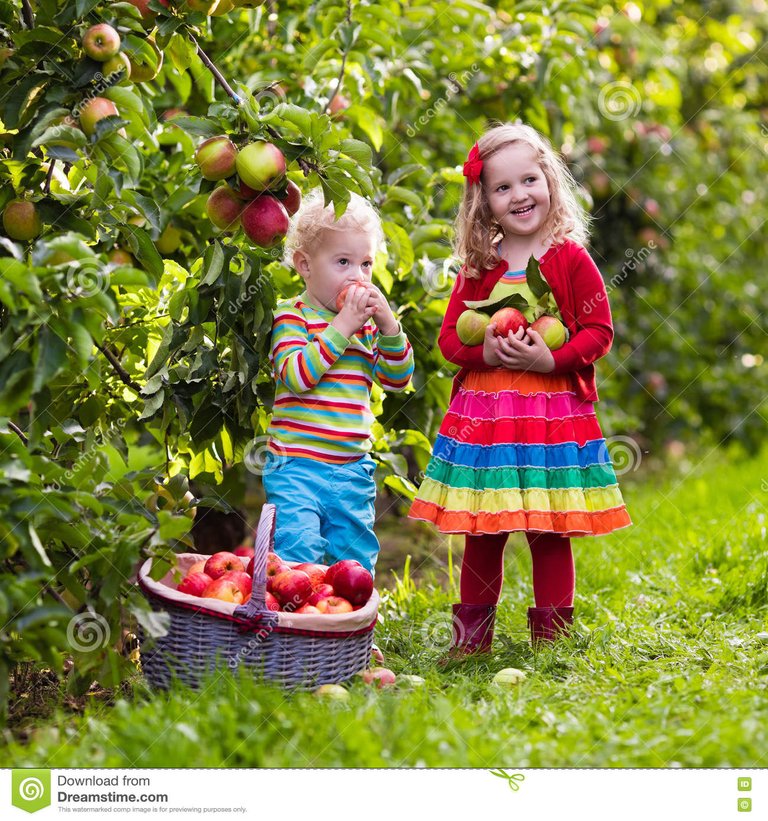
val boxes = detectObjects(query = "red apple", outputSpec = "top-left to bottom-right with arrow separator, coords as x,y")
126,0 -> 169,21
294,604 -> 321,614
201,577 -> 244,603
233,545 -> 254,559
490,306 -> 528,337
264,591 -> 280,611
108,248 -> 133,266
294,563 -> 328,591
80,97 -> 119,137
221,570 -> 252,600
2,200 -> 42,241
328,562 -> 373,607
361,667 -> 396,688
276,180 -> 301,216
270,569 -> 313,610
204,551 -> 243,579
206,185 -> 243,231
241,195 -> 289,247
235,141 -> 286,192
177,572 -> 213,597
329,94 -> 350,118
316,596 -> 354,614
325,559 -> 362,589
238,180 -> 259,200
82,24 -> 121,62
195,136 -> 238,181
187,559 -> 207,576
529,315 -> 567,350
308,583 -> 335,606
335,285 -> 351,313
246,556 -> 254,576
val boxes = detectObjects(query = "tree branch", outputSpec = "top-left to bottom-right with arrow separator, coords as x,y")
325,0 -> 353,115
21,0 -> 34,28
43,160 -> 56,195
96,343 -> 142,393
189,33 -> 241,105
8,421 -> 28,445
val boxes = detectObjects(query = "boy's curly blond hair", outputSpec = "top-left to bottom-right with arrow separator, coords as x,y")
283,188 -> 386,266
455,122 -> 593,277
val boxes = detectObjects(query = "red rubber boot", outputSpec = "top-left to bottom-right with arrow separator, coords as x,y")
527,606 -> 574,644
439,603 -> 496,664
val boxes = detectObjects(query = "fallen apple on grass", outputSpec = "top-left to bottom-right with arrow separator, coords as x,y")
360,667 -> 396,688
315,684 -> 349,700
491,667 -> 527,686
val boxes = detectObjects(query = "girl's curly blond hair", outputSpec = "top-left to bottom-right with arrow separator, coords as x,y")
455,122 -> 593,277
283,188 -> 385,265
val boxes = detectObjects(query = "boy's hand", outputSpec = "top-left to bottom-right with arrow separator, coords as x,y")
364,283 -> 400,336
331,284 -> 376,338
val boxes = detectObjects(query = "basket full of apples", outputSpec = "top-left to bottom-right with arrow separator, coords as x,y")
136,504 -> 379,690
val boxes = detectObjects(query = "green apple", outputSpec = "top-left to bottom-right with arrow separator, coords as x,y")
235,141 -> 286,192
155,224 -> 182,255
456,309 -> 490,345
206,185 -> 243,231
491,667 -> 527,686
314,684 -> 349,700
2,199 -> 42,241
79,97 -> 119,137
82,24 -> 121,62
127,40 -> 163,82
530,315 -> 567,350
102,52 -> 132,86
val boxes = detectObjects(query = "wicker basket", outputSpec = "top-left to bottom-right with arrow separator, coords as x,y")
137,503 -> 379,690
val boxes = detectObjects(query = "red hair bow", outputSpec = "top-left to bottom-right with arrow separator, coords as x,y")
462,142 -> 483,186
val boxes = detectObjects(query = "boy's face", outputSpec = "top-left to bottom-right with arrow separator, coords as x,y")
484,142 -> 551,242
294,228 -> 376,312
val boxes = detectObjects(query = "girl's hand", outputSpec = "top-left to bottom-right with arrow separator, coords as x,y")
496,327 -> 555,373
332,284 -> 376,338
482,323 -> 502,366
363,283 -> 400,336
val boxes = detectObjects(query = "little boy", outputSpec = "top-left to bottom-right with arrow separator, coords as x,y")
263,190 -> 414,574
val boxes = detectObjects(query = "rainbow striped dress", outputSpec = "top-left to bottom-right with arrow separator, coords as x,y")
408,269 -> 632,537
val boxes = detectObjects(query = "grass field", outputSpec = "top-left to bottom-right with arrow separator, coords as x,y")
3,441 -> 768,768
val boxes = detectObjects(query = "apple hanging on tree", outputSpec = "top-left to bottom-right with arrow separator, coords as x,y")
2,200 -> 42,241
235,141 -> 286,192
82,24 -> 121,62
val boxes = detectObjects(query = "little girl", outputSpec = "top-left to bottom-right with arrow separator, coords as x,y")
409,122 -> 632,653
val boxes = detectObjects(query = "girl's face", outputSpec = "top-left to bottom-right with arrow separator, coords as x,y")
483,142 -> 551,242
293,228 -> 376,312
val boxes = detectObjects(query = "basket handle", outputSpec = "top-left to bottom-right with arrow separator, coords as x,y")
233,503 -> 276,622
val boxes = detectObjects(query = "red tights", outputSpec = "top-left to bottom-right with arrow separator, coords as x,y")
459,532 -> 575,608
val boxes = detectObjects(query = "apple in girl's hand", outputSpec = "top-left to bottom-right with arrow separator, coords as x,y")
360,667 -> 397,688
204,551 -> 243,579
491,307 -> 528,337
456,310 -> 490,345
264,591 -> 280,611
308,583 -> 335,606
221,570 -> 252,599
177,572 -> 212,597
327,561 -> 373,607
187,560 -> 207,576
270,569 -> 313,609
201,578 -> 244,604
315,596 -> 354,614
294,563 -> 328,591
233,545 -> 254,559
530,315 -> 567,350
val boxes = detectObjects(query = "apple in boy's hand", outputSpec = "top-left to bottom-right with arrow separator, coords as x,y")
490,307 -> 528,337
204,551 -> 243,579
177,572 -> 212,597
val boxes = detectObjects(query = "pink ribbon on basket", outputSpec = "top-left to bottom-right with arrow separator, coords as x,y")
462,142 -> 483,186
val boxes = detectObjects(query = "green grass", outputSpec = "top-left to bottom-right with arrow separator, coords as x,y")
3,442 -> 768,768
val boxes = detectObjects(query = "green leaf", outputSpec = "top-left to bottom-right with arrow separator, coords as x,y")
32,324 -> 68,393
263,103 -> 314,137
200,240 -> 225,286
339,138 -> 373,166
525,254 -> 551,299
124,226 -> 164,279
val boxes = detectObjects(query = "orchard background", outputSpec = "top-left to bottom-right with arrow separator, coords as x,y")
1,0 -> 767,765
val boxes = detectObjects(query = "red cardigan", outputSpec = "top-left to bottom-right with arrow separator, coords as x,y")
438,238 -> 614,403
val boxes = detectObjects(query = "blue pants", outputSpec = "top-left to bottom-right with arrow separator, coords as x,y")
262,454 -> 380,575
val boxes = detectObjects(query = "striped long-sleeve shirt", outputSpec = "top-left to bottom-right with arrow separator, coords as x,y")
266,292 -> 415,463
